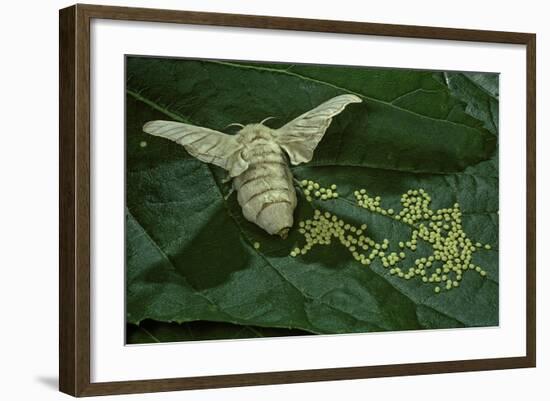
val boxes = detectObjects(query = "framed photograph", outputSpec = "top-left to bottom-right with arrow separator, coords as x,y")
59,4 -> 536,397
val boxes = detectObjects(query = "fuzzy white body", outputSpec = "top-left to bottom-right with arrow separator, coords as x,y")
143,94 -> 362,237
233,125 -> 297,237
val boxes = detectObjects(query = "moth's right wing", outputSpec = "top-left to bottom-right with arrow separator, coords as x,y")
274,94 -> 362,165
143,120 -> 248,177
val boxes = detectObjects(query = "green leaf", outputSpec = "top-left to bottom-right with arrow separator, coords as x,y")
126,57 -> 498,340
127,320 -> 309,344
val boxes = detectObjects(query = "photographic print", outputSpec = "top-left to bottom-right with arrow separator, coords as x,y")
125,56 -> 499,344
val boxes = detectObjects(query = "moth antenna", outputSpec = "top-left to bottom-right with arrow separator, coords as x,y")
260,116 -> 277,125
225,122 -> 245,129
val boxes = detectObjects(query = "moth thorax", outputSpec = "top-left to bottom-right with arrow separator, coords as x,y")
238,123 -> 275,144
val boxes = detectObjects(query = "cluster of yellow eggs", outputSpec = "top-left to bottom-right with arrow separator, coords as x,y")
299,180 -> 339,202
292,183 -> 494,294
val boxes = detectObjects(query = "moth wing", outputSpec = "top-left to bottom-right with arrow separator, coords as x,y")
143,120 -> 248,177
274,94 -> 362,165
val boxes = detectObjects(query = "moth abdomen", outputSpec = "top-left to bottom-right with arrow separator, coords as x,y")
255,201 -> 295,239
234,145 -> 297,237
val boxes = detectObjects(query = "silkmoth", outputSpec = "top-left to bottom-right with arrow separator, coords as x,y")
143,94 -> 362,238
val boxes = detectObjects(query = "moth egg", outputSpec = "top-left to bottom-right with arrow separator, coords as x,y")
253,242 -> 261,249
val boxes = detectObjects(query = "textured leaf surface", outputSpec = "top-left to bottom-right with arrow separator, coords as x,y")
126,57 -> 498,342
127,320 -> 309,343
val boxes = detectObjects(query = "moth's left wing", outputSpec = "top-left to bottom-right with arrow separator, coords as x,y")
274,94 -> 362,165
143,120 -> 248,176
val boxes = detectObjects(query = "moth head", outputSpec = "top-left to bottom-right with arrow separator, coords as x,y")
278,227 -> 290,239
228,117 -> 276,131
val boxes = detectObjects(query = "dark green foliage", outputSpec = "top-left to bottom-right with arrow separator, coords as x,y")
126,57 -> 498,343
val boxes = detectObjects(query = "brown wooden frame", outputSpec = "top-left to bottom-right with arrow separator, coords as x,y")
59,3 -> 536,397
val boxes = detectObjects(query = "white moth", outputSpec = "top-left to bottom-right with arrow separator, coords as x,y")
143,94 -> 362,238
